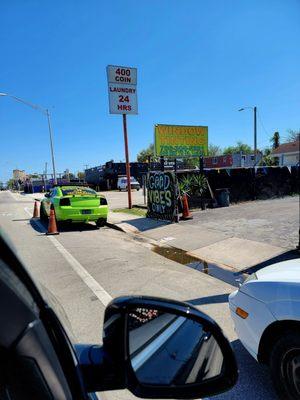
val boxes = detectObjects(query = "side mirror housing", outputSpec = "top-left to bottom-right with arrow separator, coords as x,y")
79,296 -> 238,398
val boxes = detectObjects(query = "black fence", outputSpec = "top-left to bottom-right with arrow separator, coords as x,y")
176,166 -> 299,204
85,158 -> 299,203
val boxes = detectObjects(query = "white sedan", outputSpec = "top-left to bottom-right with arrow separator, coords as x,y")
229,258 -> 300,400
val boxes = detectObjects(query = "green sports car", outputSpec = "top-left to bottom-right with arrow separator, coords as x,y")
40,185 -> 108,227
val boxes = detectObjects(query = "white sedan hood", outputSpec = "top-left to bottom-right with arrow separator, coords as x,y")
256,258 -> 300,283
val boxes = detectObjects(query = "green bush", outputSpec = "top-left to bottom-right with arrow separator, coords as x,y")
178,174 -> 207,196
192,174 -> 208,196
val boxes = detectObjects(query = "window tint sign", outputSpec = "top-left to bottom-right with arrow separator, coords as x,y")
154,124 -> 208,157
147,172 -> 178,222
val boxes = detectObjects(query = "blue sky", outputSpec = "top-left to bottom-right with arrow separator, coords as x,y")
1,0 -> 299,182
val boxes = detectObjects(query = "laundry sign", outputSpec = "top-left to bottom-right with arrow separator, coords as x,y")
107,65 -> 138,114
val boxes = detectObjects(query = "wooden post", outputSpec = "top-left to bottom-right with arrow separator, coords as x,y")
199,156 -> 204,174
160,156 -> 165,172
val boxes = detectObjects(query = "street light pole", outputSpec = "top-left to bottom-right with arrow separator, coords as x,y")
254,106 -> 257,154
46,109 -> 57,184
238,106 -> 257,154
0,92 -> 57,184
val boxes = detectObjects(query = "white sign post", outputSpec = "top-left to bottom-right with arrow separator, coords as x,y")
107,65 -> 138,208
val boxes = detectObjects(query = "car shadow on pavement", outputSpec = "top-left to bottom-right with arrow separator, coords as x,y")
243,249 -> 300,274
30,219 -> 47,233
212,339 -> 277,400
57,223 -> 99,233
29,219 -> 99,234
185,293 -> 230,306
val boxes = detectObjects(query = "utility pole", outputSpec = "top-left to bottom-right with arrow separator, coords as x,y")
0,93 -> 58,186
254,106 -> 257,154
238,106 -> 258,155
44,162 -> 48,191
83,165 -> 89,183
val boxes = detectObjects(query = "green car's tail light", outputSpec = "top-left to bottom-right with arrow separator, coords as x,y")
99,197 -> 107,206
60,198 -> 71,206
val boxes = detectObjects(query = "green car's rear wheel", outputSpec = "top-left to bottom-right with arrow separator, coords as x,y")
96,218 -> 107,228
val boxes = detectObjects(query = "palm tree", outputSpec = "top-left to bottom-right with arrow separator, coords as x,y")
270,132 -> 280,149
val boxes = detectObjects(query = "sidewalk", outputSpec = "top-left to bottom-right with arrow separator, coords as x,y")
108,197 -> 299,272
20,191 -> 299,271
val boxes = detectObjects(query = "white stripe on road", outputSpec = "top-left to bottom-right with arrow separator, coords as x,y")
24,207 -> 112,307
131,316 -> 186,371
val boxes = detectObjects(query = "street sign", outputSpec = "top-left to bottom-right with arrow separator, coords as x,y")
106,64 -> 138,209
107,65 -> 138,115
154,124 -> 208,157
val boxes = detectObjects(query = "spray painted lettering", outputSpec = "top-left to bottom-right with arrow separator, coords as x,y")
147,172 -> 178,222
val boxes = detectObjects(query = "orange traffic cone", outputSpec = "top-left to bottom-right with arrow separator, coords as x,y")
180,194 -> 193,220
33,201 -> 39,218
46,205 -> 59,235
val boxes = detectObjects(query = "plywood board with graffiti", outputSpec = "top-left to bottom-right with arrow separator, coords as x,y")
146,171 -> 178,222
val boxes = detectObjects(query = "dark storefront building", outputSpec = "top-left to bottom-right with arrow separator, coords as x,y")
85,161 -> 154,190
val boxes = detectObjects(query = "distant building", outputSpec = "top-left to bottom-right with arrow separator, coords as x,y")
85,161 -> 153,190
271,141 -> 300,166
232,152 -> 262,168
204,155 -> 233,168
13,169 -> 27,182
203,153 -> 262,169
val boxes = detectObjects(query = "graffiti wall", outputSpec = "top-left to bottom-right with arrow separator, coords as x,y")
147,171 -> 178,222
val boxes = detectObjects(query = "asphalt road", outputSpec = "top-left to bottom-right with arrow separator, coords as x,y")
0,191 -> 277,400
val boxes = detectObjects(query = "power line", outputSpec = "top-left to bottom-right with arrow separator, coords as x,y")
257,110 -> 270,137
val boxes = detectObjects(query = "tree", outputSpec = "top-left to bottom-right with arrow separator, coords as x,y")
270,131 -> 280,149
28,174 -> 40,179
259,147 -> 277,166
286,129 -> 300,142
223,141 -> 252,155
137,143 -> 155,162
77,172 -> 85,180
207,144 -> 222,156
62,171 -> 75,180
7,179 -> 15,189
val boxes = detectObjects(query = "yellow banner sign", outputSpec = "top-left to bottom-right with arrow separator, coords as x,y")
154,125 -> 208,157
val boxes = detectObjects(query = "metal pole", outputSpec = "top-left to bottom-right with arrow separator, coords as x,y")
84,164 -> 89,183
46,109 -> 57,185
45,162 -> 48,191
122,114 -> 132,209
254,106 -> 257,155
142,174 -> 146,205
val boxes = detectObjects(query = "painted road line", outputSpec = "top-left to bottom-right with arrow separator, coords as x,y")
131,316 -> 186,371
24,207 -> 112,307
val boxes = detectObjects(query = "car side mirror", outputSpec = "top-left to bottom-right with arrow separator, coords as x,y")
78,296 -> 238,398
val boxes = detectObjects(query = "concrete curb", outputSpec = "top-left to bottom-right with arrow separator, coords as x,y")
106,221 -> 140,234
